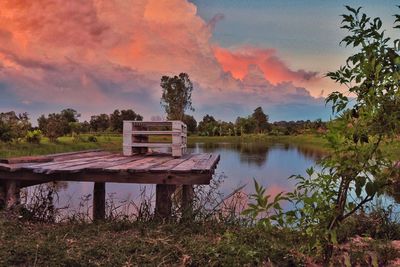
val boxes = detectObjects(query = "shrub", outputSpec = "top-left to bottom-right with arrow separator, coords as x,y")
25,130 -> 42,144
87,135 -> 97,142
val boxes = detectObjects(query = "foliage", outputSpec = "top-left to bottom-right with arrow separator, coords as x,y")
87,135 -> 98,143
182,114 -> 197,133
235,116 -> 257,135
197,114 -> 218,136
160,73 -> 194,120
25,130 -> 42,144
0,111 -> 31,142
109,109 -> 143,133
242,179 -> 286,227
39,113 -> 68,142
287,5 -> 400,259
252,107 -> 271,133
242,6 -> 400,262
89,113 -> 110,132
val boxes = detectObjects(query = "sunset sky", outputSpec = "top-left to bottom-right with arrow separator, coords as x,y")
0,0 -> 397,123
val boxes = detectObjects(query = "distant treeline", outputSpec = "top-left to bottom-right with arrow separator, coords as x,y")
0,109 -> 142,143
194,107 -> 326,136
0,107 -> 326,143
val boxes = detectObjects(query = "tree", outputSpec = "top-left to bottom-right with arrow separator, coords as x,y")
252,107 -> 270,133
61,108 -> 80,123
0,111 -> 31,142
235,116 -> 257,134
90,114 -> 110,132
110,109 -> 143,133
183,114 -> 197,133
43,113 -> 68,142
160,73 -> 194,120
198,114 -> 217,136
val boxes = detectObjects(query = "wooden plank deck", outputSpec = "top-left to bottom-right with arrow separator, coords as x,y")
0,150 -> 220,220
0,150 -> 220,186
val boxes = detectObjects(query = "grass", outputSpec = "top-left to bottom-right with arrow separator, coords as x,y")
1,133 -> 400,160
1,211 -> 399,266
0,134 -> 121,158
0,212 -> 307,266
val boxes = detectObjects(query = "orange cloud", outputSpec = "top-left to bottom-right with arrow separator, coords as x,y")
214,46 -> 319,85
0,0 -> 327,121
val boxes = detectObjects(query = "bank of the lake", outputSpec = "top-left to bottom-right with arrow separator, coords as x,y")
1,133 -> 399,160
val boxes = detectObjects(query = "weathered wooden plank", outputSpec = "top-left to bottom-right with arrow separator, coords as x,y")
127,156 -> 174,173
24,152 -> 112,169
192,154 -> 221,173
0,169 -> 212,185
84,156 -> 145,172
171,153 -> 212,173
29,155 -> 115,174
0,149 -> 103,164
52,151 -> 111,162
104,155 -> 167,172
131,131 -> 182,135
130,143 -> 173,148
149,154 -> 195,172
54,156 -> 140,173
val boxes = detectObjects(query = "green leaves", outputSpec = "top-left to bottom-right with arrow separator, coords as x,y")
242,179 -> 287,227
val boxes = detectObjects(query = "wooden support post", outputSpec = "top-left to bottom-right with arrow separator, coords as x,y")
181,185 -> 194,220
5,180 -> 20,209
155,184 -> 176,219
0,181 -> 6,209
93,182 -> 106,221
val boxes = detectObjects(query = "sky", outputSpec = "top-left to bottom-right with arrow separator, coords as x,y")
0,0 -> 397,123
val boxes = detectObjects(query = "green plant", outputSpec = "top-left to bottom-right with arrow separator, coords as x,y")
242,179 -> 286,228
87,135 -> 97,143
25,130 -> 42,144
289,5 -> 400,260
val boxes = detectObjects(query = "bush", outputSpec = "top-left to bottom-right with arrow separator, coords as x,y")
25,130 -> 42,144
87,136 -> 97,142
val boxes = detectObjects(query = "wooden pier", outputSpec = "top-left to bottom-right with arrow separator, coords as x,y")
0,150 -> 220,220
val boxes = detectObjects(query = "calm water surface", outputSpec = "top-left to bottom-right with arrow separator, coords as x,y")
31,141 -> 328,215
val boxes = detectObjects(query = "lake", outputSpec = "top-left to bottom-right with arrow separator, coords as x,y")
23,141 -> 329,217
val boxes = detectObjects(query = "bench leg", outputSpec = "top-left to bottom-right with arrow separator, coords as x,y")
155,184 -> 176,220
93,182 -> 106,221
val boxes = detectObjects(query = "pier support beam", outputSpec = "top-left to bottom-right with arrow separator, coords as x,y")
181,185 -> 194,220
5,180 -> 20,209
155,184 -> 176,219
93,182 -> 106,221
0,181 -> 6,209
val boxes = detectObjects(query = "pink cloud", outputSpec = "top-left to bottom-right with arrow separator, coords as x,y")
0,0 -> 327,121
214,46 -> 319,84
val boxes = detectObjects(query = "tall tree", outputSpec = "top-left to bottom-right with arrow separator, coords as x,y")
252,107 -> 270,133
90,114 -> 110,132
61,108 -> 80,123
0,111 -> 31,142
183,114 -> 197,133
110,109 -> 143,133
160,73 -> 194,120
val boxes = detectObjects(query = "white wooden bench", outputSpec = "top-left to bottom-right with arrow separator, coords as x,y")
123,121 -> 187,157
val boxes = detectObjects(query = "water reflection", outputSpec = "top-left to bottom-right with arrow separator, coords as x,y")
26,141 -> 326,215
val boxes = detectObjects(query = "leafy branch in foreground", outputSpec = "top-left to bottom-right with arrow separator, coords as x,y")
294,5 -> 400,259
245,5 -> 400,261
